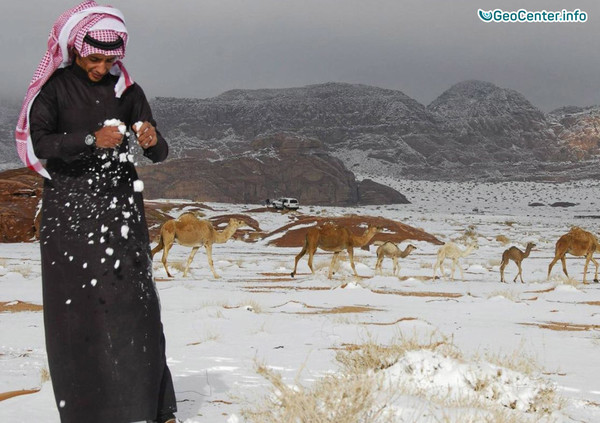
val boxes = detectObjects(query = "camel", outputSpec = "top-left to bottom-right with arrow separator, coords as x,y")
375,242 -> 417,276
432,242 -> 478,281
547,227 -> 600,284
500,242 -> 535,283
290,223 -> 380,279
151,213 -> 245,278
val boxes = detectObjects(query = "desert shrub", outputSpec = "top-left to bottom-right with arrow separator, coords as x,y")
242,330 -> 562,423
455,225 -> 479,243
10,264 -> 34,278
242,363 -> 395,423
496,235 -> 510,245
40,367 -> 51,384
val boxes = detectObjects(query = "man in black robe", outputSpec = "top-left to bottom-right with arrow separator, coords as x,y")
16,2 -> 178,422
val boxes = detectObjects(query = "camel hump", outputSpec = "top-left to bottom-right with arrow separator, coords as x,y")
178,212 -> 201,222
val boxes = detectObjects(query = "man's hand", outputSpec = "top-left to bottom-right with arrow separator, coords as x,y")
134,121 -> 158,149
94,126 -> 123,149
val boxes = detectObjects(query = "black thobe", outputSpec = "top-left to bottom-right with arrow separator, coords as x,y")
29,63 -> 176,423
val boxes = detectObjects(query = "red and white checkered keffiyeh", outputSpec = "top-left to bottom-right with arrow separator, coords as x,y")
15,1 -> 133,179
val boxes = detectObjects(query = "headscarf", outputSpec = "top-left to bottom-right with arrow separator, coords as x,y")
15,1 -> 134,179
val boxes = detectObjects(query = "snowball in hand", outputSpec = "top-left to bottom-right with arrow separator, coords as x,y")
104,118 -> 126,134
133,121 -> 144,136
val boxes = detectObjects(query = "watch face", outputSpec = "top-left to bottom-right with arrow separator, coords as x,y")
85,134 -> 95,146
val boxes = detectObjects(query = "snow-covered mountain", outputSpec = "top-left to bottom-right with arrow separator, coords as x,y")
150,81 -> 585,180
150,82 -> 448,168
428,80 -> 564,162
1,81 -> 599,181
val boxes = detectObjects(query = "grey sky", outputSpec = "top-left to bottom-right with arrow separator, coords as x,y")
2,0 -> 599,112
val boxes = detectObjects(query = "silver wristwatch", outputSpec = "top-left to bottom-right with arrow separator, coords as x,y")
84,133 -> 96,146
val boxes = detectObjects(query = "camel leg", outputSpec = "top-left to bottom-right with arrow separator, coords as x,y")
291,242 -> 308,277
375,255 -> 383,275
160,241 -> 174,278
591,256 -> 599,283
458,259 -> 465,281
440,259 -> 446,278
515,262 -> 524,283
183,246 -> 200,277
348,248 -> 358,277
449,258 -> 461,281
547,256 -> 560,280
583,254 -> 594,284
205,243 -> 220,279
499,260 -> 507,283
328,252 -> 340,279
393,257 -> 398,276
150,235 -> 164,259
560,256 -> 569,278
307,247 -> 316,274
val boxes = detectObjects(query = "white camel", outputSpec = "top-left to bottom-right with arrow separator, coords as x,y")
432,242 -> 478,281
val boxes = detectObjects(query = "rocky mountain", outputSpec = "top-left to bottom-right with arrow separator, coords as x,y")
137,133 -> 409,206
149,81 -> 581,181
150,82 -> 448,169
427,80 -> 565,163
547,105 -> 600,160
1,80 -> 599,184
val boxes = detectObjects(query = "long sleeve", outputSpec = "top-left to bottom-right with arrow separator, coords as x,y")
30,77 -> 94,162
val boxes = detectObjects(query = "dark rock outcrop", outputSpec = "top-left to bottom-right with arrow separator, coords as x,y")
357,179 -> 409,205
266,215 -> 442,248
0,168 -> 43,242
138,133 -> 409,206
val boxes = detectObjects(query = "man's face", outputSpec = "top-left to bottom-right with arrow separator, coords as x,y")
75,53 -> 117,82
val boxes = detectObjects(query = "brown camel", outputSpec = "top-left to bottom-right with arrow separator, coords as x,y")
290,223 -> 380,279
547,227 -> 600,284
151,213 -> 245,278
375,242 -> 417,276
500,242 -> 535,283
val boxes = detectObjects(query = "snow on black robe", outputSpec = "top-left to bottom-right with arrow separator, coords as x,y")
30,63 -> 176,423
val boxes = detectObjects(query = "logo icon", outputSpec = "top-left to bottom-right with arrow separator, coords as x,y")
478,9 -> 493,21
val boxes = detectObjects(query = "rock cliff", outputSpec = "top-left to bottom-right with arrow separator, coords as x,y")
138,133 -> 409,205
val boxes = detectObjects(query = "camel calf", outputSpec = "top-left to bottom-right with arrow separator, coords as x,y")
432,242 -> 477,281
291,223 -> 380,279
547,227 -> 600,284
500,242 -> 535,283
375,242 -> 417,276
151,213 -> 245,278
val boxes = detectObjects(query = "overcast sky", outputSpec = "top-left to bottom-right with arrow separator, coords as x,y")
2,0 -> 599,112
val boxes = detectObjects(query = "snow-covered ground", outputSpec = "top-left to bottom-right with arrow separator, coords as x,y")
2,179 -> 600,422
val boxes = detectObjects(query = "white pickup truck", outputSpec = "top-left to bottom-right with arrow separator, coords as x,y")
270,197 -> 299,210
